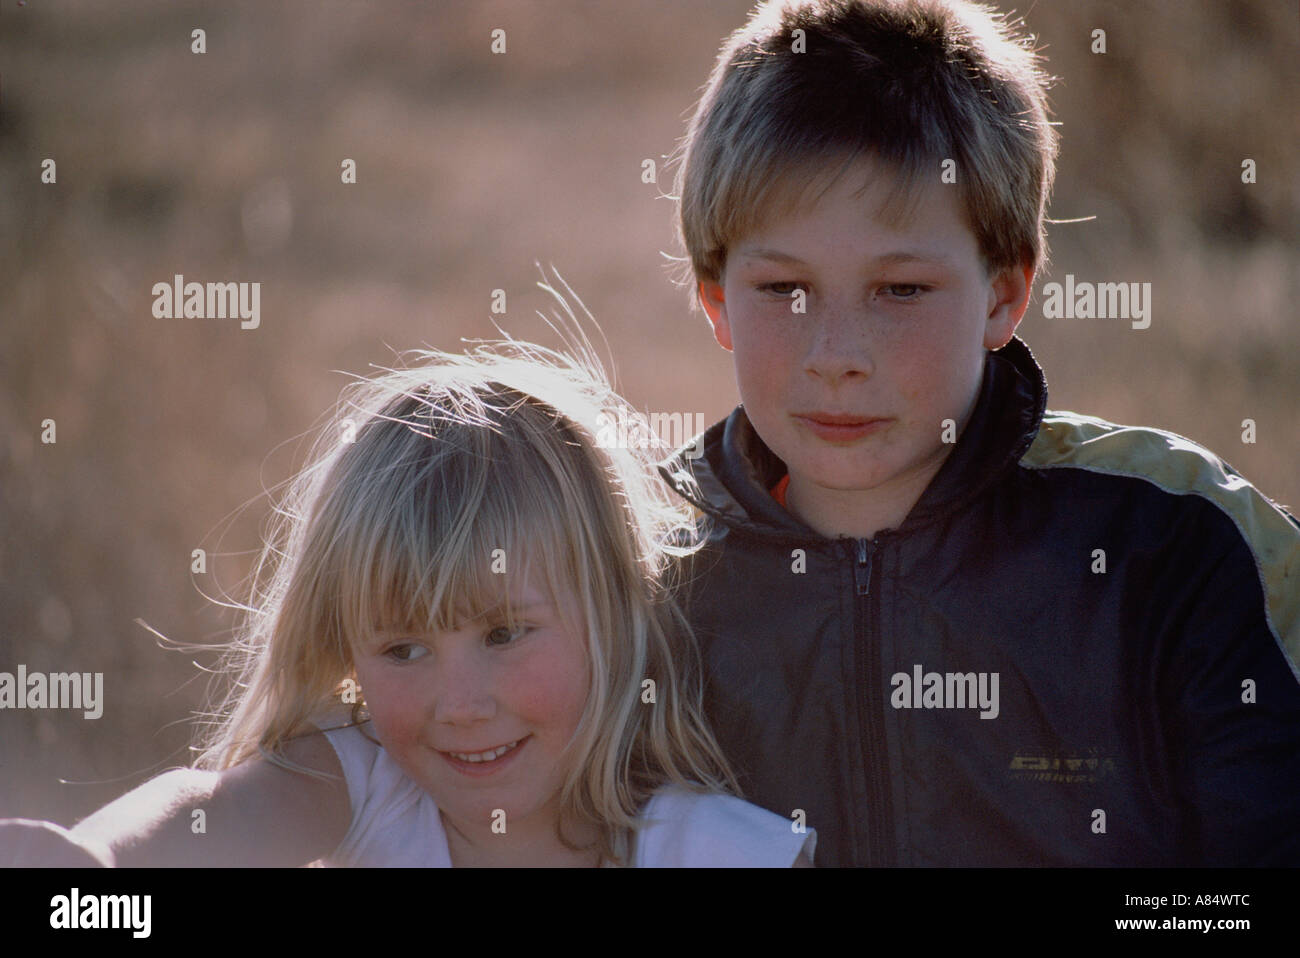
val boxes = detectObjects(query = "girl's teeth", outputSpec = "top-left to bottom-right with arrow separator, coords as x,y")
451,740 -> 519,763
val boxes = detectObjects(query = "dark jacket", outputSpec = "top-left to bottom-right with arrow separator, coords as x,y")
659,336 -> 1300,866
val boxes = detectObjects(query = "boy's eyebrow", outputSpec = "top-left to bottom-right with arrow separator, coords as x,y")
872,250 -> 955,268
736,248 -> 955,268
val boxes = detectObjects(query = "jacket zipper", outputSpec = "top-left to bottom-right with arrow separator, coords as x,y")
854,538 -> 872,595
853,537 -> 893,866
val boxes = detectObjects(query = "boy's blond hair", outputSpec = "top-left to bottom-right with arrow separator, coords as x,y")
674,0 -> 1057,293
193,289 -> 737,866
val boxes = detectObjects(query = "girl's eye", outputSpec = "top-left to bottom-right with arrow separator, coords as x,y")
485,624 -> 528,647
760,281 -> 804,297
385,643 -> 429,664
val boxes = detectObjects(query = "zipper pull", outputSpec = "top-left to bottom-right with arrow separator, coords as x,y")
854,538 -> 872,595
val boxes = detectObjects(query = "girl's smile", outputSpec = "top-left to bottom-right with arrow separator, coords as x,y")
351,580 -> 592,858
438,734 -> 530,775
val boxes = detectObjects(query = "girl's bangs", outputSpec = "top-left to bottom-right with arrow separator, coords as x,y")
332,416 -> 584,651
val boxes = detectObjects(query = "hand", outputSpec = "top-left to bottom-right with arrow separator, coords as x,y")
0,819 -> 116,867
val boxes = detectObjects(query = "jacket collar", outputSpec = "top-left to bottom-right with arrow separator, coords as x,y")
658,335 -> 1049,542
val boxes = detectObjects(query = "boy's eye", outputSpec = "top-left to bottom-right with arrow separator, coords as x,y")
760,281 -> 805,297
385,643 -> 429,664
885,283 -> 925,299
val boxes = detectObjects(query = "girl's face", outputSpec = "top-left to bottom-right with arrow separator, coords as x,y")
351,579 -> 591,842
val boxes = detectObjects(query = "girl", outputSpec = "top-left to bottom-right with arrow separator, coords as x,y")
2,309 -> 815,867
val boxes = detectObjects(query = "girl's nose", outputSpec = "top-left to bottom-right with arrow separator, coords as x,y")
432,653 -> 497,725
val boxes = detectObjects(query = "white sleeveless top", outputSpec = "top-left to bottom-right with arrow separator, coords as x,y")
312,714 -> 815,867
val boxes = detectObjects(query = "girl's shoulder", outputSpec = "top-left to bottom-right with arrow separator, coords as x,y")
308,705 -> 452,867
634,785 -> 815,867
307,710 -> 815,867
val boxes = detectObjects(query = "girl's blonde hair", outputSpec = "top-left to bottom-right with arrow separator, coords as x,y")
194,288 -> 736,865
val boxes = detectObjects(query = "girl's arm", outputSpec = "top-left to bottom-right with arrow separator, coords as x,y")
67,729 -> 350,867
0,820 -> 116,867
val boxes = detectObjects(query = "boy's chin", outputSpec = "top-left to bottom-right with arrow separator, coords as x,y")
787,450 -> 941,497
797,474 -> 893,496
787,461 -> 892,495
781,441 -> 886,479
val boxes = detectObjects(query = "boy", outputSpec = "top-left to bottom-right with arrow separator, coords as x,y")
658,0 -> 1300,866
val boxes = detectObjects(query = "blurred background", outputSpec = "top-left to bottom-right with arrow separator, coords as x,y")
1,0 -> 1297,824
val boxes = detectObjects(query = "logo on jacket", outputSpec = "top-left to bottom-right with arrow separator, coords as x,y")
1008,749 -> 1118,783
890,664 -> 999,719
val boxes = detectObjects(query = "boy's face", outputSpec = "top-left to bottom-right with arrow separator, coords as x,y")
698,156 -> 1032,537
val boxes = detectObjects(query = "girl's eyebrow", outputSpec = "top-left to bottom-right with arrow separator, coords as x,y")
368,600 -> 556,640
479,599 -> 554,618
441,599 -> 556,628
360,630 -> 398,650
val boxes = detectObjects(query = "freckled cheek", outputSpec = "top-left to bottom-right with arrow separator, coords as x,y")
735,329 -> 798,398
504,655 -> 590,738
877,343 -> 932,408
356,666 -> 430,747
889,335 -> 973,414
731,323 -> 774,367
730,304 -> 787,350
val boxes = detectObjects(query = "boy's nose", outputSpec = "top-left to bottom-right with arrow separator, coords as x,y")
804,301 -> 876,382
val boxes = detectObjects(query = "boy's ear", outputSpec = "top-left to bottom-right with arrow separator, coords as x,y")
983,262 -> 1035,351
697,280 -> 733,352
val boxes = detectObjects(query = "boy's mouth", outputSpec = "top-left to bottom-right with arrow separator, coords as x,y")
794,413 -> 891,442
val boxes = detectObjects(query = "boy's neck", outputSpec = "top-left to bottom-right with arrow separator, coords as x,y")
784,447 -> 953,540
